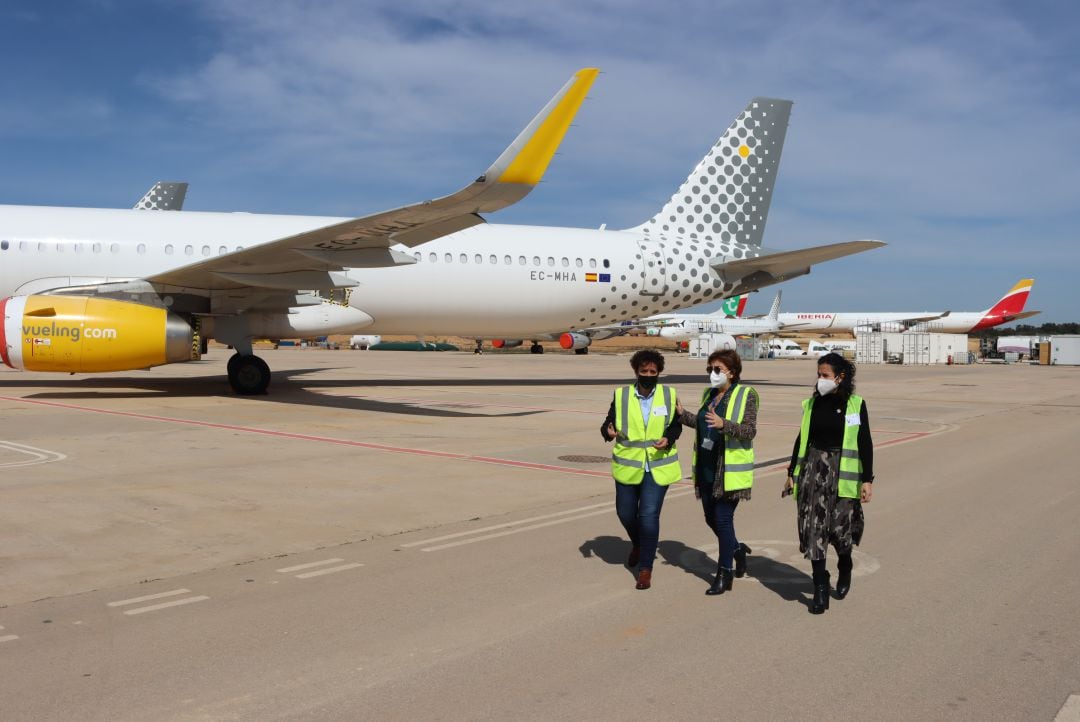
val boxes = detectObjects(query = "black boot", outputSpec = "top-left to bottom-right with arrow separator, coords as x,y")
810,570 -> 831,614
706,566 -> 733,595
836,554 -> 853,599
733,543 -> 752,578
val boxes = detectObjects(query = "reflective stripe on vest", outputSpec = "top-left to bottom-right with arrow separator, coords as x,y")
690,383 -> 756,491
792,393 -> 864,499
611,383 -> 681,485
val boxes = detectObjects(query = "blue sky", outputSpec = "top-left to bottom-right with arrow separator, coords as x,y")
2,0 -> 1077,321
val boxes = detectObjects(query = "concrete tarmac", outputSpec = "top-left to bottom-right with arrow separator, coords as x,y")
1,349 -> 1078,720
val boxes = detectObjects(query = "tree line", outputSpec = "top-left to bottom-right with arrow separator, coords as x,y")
976,322 -> 1080,338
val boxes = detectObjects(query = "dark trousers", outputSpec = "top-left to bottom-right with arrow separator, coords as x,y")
614,472 -> 668,570
697,481 -> 740,570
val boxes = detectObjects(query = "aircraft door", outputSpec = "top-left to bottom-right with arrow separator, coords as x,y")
635,239 -> 668,295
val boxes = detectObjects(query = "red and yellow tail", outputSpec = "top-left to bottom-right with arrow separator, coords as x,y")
971,279 -> 1035,331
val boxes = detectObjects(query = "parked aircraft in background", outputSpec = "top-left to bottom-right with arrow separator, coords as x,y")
776,279 -> 1038,335
1,69 -> 882,393
642,290 -> 784,342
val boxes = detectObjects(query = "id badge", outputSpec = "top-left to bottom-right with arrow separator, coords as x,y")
701,437 -> 715,450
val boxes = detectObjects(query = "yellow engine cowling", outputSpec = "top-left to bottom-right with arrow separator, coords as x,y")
1,295 -> 194,373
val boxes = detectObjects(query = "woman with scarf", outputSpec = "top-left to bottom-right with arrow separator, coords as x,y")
676,349 -> 757,595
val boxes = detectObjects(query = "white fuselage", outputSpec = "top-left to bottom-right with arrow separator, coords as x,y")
0,205 -> 751,339
777,311 -> 986,335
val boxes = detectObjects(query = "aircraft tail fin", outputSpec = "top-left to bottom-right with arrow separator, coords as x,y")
767,291 -> 782,321
715,294 -> 749,318
134,181 -> 188,210
971,279 -> 1036,331
626,97 -> 792,248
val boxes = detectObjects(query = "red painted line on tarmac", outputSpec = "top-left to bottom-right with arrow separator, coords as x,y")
0,396 -> 934,481
0,395 -> 610,479
343,393 -> 920,434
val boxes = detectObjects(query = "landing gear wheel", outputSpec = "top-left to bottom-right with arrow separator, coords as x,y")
530,343 -> 544,355
228,354 -> 271,395
575,348 -> 589,355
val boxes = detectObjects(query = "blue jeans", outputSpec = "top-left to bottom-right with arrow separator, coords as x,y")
697,481 -> 740,570
614,472 -> 669,571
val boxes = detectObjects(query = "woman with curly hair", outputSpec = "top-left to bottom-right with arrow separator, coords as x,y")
601,349 -> 683,590
784,353 -> 875,614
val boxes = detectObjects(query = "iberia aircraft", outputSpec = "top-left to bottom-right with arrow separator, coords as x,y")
775,278 -> 1039,335
0,68 -> 883,394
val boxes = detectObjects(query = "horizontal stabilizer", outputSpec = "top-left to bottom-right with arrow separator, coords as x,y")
710,240 -> 883,295
1006,310 -> 1041,322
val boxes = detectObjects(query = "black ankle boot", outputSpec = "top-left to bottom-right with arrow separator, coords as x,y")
706,567 -> 733,595
810,570 -> 831,614
836,555 -> 853,599
733,543 -> 751,578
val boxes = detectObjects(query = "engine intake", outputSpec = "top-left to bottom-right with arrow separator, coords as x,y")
1,295 -> 194,372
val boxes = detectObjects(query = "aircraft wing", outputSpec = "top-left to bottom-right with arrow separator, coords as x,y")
143,68 -> 599,293
710,240 -> 885,289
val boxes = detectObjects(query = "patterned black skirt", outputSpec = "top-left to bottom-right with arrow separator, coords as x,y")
796,446 -> 865,561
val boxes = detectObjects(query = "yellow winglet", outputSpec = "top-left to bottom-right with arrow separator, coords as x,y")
494,68 -> 599,186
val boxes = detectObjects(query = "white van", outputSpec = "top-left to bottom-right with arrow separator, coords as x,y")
768,340 -> 803,358
349,334 -> 382,350
805,341 -> 832,358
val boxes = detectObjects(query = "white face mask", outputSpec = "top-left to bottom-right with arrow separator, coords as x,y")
816,378 -> 838,396
710,371 -> 729,388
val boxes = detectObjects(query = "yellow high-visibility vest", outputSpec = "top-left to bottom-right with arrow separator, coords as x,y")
792,393 -> 864,499
691,384 -> 757,491
611,383 -> 681,485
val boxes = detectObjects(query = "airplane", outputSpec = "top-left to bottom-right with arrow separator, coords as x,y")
775,278 -> 1039,335
642,290 -> 785,342
0,68 -> 883,394
485,293 -> 754,354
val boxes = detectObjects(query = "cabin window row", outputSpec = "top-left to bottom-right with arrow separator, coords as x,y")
415,252 -> 611,269
0,240 -> 245,256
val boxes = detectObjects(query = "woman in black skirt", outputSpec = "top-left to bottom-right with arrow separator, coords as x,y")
783,353 -> 874,614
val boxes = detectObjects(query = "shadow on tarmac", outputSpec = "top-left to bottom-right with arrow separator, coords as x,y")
578,535 -> 637,579
0,366 -> 806,416
653,539 -> 813,608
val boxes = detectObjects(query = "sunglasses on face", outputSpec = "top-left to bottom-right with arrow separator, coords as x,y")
707,366 -> 727,374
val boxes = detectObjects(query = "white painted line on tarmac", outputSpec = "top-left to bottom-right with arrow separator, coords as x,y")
123,596 -> 210,616
1055,695 -> 1080,721
420,490 -> 693,552
107,588 -> 193,607
0,440 -> 67,469
0,634 -> 19,643
276,558 -> 344,574
294,563 -> 364,579
400,501 -> 614,548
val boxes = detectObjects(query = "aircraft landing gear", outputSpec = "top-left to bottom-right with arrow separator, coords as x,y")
227,353 -> 271,395
575,347 -> 589,355
530,342 -> 544,354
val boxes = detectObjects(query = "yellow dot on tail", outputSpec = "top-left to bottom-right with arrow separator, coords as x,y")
738,145 -> 750,158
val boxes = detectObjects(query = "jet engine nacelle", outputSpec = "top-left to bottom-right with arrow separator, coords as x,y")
559,332 -> 591,350
491,339 -> 523,349
1,295 -> 194,373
